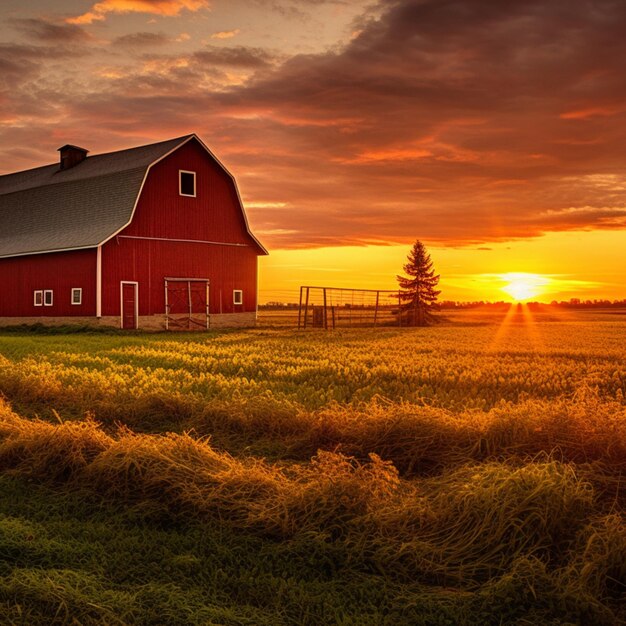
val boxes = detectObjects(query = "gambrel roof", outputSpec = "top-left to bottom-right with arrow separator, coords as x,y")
0,134 -> 267,258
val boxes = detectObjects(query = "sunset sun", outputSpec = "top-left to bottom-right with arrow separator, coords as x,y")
500,273 -> 550,302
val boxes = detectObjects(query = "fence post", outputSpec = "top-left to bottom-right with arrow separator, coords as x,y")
205,282 -> 210,329
164,280 -> 169,331
303,287 -> 310,329
374,291 -> 380,325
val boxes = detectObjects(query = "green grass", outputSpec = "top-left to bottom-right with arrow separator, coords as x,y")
0,308 -> 624,624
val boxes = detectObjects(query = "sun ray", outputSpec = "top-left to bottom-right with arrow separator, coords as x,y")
489,302 -> 519,351
489,302 -> 545,352
519,303 -> 544,351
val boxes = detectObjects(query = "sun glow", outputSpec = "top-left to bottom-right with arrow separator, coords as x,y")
500,273 -> 550,302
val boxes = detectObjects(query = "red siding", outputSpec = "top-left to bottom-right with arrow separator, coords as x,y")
101,138 -> 261,317
121,139 -> 258,247
0,249 -> 96,317
101,238 -> 257,316
0,137 -> 263,324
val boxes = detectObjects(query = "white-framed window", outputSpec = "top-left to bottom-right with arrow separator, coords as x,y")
34,290 -> 43,307
71,288 -> 82,305
233,289 -> 243,305
43,290 -> 53,306
179,170 -> 196,197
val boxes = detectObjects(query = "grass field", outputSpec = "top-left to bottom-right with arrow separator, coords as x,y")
0,307 -> 624,624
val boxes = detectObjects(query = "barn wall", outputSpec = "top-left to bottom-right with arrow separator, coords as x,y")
101,138 -> 260,320
0,249 -> 96,317
121,138 -> 259,247
101,236 -> 258,317
0,137 -> 264,329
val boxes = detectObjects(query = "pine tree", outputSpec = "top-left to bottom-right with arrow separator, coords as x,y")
396,240 -> 441,326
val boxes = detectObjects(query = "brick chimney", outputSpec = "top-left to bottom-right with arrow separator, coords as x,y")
57,144 -> 89,170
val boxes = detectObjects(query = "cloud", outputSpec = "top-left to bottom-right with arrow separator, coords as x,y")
204,0 -> 626,248
112,31 -> 172,47
67,0 -> 209,25
12,18 -> 92,43
560,106 -> 625,120
111,31 -> 193,47
211,29 -> 240,40
0,42 -> 84,90
4,0 -> 626,251
193,45 -> 276,68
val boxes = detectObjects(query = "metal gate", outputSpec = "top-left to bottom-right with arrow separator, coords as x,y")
164,278 -> 210,330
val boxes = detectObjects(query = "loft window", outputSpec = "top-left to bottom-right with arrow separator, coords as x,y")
179,170 -> 196,197
43,290 -> 53,306
34,290 -> 43,306
233,290 -> 243,305
71,288 -> 82,305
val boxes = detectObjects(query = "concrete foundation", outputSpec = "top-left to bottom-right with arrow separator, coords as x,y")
0,312 -> 257,331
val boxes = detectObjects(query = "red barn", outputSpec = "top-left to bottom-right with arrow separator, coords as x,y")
0,134 -> 267,330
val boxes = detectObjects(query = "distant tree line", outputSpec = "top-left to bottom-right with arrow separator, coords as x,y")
260,302 -> 301,310
437,299 -> 626,310
262,298 -> 626,310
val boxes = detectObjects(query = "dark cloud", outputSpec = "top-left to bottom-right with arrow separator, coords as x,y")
209,0 -> 626,247
0,34 -> 94,141
241,0 -> 360,21
0,42 -> 79,90
11,18 -> 91,43
2,0 -> 626,250
112,32 -> 172,47
193,45 -> 276,68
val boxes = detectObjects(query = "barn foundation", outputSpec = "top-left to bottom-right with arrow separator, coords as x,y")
0,313 -> 257,331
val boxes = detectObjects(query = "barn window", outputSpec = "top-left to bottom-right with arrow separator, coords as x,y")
34,290 -> 43,306
43,290 -> 53,306
71,288 -> 82,305
233,290 -> 243,305
179,170 -> 196,197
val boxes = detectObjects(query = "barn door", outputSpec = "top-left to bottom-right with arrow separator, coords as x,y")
120,282 -> 138,329
164,279 -> 210,330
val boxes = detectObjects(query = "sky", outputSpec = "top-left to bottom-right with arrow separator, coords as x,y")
1,0 -> 625,303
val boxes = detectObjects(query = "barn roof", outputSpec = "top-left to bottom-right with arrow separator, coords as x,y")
0,134 -> 267,258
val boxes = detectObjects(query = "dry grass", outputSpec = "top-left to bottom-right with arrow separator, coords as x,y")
0,397 -> 623,624
0,317 -> 624,623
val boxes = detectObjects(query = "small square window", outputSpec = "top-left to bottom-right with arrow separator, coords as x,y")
43,290 -> 53,306
34,290 -> 43,306
179,170 -> 196,197
71,288 -> 82,305
233,290 -> 243,305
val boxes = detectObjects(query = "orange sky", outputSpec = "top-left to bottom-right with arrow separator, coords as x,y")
1,0 -> 625,303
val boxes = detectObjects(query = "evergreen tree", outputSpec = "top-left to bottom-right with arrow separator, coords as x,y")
396,240 -> 441,326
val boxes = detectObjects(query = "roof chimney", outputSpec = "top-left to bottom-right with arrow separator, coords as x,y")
57,144 -> 88,170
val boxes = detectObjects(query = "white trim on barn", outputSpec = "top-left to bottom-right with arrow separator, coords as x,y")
118,235 -> 247,247
96,245 -> 102,317
179,170 -> 196,197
